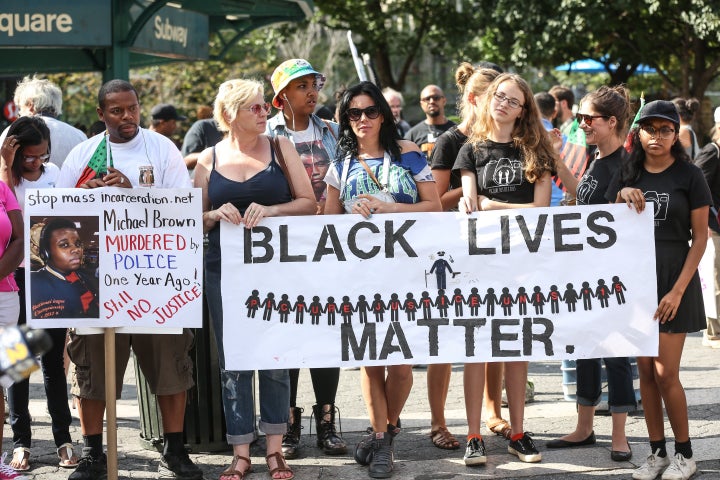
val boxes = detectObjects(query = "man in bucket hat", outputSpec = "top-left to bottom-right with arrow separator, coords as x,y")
265,59 -> 346,459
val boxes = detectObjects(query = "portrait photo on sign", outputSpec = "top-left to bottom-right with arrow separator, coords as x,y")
29,216 -> 100,320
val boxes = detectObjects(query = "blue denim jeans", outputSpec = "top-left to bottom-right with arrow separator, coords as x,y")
576,357 -> 636,413
206,267 -> 289,445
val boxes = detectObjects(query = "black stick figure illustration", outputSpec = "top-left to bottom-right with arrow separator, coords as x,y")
467,287 -> 482,316
579,281 -> 594,311
245,289 -> 261,318
611,275 -> 627,304
403,293 -> 419,321
277,294 -> 292,323
547,285 -> 563,314
451,288 -> 466,316
499,287 -> 515,316
309,296 -> 323,325
563,283 -> 578,312
435,289 -> 450,318
340,295 -> 356,324
595,279 -> 611,308
483,288 -> 499,316
388,293 -> 402,322
262,292 -> 276,321
531,286 -> 546,315
356,295 -> 370,323
371,293 -> 386,322
515,287 -> 530,315
429,251 -> 454,289
293,295 -> 307,324
324,296 -> 338,325
419,291 -> 435,319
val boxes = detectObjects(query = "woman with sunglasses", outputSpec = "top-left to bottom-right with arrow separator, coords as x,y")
425,63 -> 500,454
195,79 -> 315,480
454,73 -> 556,466
547,86 -> 636,462
0,116 -> 79,472
608,100 -> 710,480
325,81 -> 441,478
265,59 -> 347,459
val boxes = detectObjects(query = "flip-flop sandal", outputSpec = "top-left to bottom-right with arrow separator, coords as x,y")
10,447 -> 30,472
486,419 -> 513,439
429,427 -> 460,450
57,443 -> 79,468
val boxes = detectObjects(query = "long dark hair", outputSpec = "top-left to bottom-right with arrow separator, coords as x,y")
7,116 -> 51,186
336,81 -> 401,162
619,123 -> 689,187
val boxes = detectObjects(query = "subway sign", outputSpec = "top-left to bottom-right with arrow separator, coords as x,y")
0,1 -> 111,46
132,6 -> 208,60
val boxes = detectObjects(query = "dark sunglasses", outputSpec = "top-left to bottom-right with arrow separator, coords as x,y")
347,106 -> 381,121
421,94 -> 444,103
576,113 -> 609,126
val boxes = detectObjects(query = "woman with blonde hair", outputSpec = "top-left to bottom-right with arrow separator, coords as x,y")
454,73 -> 556,465
425,63 -> 500,453
195,78 -> 316,480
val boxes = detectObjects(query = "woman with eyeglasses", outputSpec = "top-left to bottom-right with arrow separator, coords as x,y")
0,116 -> 80,471
425,63 -> 500,455
454,73 -> 556,466
264,59 -> 347,460
547,86 -> 636,462
608,100 -> 710,480
325,81 -> 441,478
195,79 -> 315,480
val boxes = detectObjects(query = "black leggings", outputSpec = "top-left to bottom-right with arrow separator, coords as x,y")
288,368 -> 340,406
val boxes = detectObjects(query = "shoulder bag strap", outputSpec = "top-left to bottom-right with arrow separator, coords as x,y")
270,136 -> 296,199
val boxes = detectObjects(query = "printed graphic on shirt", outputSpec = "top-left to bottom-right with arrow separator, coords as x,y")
644,191 -> 669,222
296,140 -> 330,202
341,163 -> 426,205
576,175 -> 598,205
482,157 -> 524,194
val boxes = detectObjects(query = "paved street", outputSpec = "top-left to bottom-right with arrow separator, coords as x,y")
9,331 -> 720,479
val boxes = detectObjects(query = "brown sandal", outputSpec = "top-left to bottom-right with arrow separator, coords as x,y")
486,418 -> 512,439
429,426 -> 460,450
265,451 -> 294,480
220,455 -> 251,480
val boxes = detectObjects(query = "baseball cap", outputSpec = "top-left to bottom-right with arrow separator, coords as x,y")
637,100 -> 679,125
270,59 -> 326,108
151,104 -> 187,121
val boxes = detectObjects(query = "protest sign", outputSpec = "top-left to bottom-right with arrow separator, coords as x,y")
24,187 -> 203,328
221,204 -> 658,370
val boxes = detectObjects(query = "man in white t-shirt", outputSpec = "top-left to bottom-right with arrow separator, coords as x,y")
58,79 -> 202,480
0,75 -> 87,168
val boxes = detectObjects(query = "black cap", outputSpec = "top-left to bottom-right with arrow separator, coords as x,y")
150,104 -> 187,121
638,100 -> 680,126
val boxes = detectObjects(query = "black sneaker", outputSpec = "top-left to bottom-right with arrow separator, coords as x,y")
463,437 -> 487,466
508,433 -> 542,463
158,451 -> 203,480
68,448 -> 107,480
368,432 -> 394,478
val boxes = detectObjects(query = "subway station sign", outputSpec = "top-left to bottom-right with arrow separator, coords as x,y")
132,5 -> 209,60
0,1 -> 111,46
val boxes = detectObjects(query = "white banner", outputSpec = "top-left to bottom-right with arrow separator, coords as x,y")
24,187 -> 203,329
698,236 -> 716,319
221,205 -> 658,370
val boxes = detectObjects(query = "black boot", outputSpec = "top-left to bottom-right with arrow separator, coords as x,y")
282,406 -> 303,459
312,404 -> 347,455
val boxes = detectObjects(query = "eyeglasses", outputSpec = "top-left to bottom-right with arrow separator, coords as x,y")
347,106 -> 381,121
493,92 -> 524,109
239,103 -> 271,115
576,113 -> 609,126
420,95 -> 444,103
640,125 -> 676,139
23,153 -> 51,163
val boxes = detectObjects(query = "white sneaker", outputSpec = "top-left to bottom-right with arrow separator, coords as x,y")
632,450 -> 671,480
661,453 -> 697,480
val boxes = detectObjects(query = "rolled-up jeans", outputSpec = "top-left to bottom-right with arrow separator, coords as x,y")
576,357 -> 636,413
206,267 -> 289,445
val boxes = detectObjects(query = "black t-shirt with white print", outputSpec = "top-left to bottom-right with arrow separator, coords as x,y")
576,146 -> 625,206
